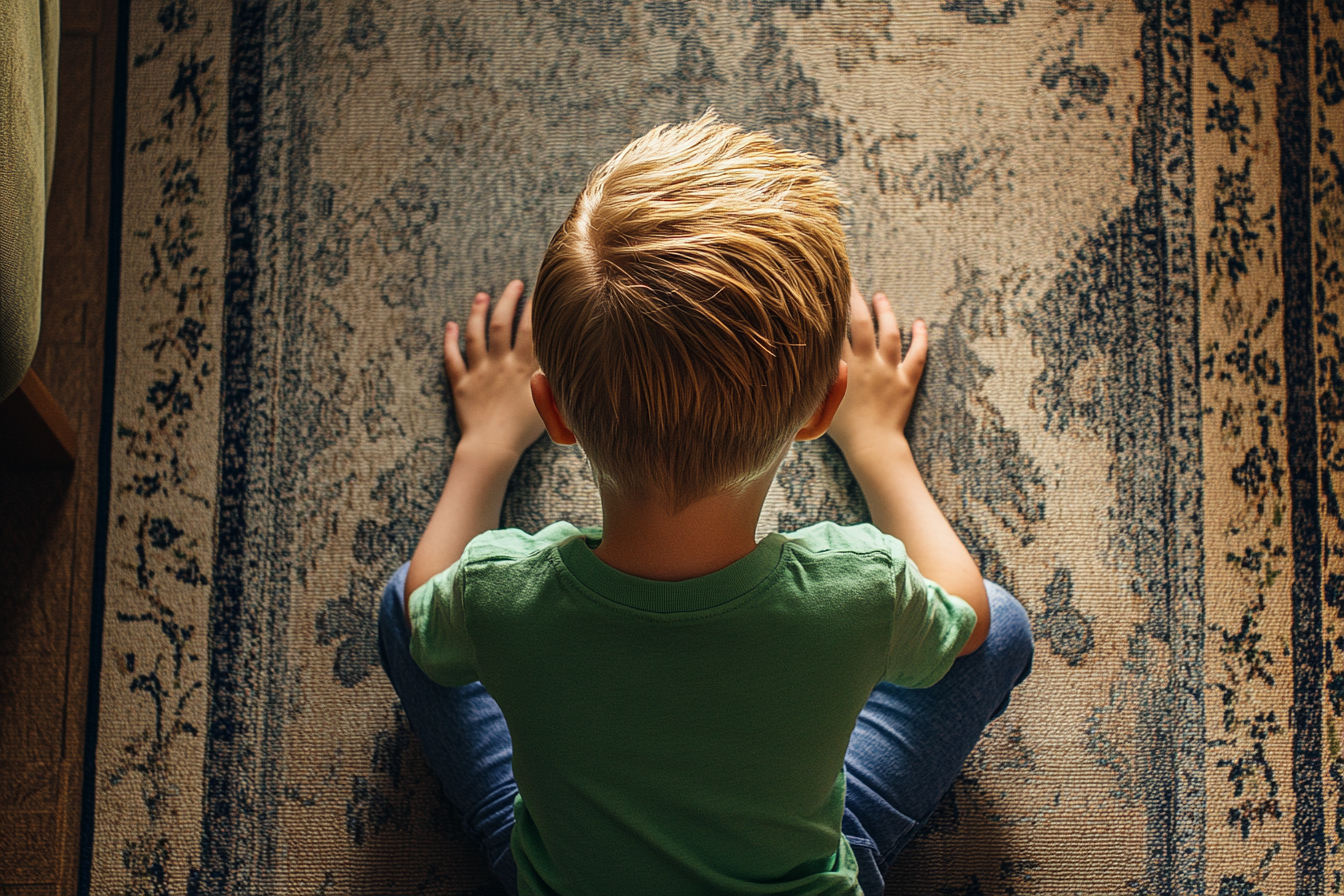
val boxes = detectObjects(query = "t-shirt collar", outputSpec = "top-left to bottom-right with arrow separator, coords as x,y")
556,528 -> 788,613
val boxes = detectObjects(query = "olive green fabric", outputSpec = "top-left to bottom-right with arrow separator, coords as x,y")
410,521 -> 975,896
0,0 -> 59,402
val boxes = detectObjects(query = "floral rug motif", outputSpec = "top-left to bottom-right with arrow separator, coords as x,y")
83,1 -> 1343,893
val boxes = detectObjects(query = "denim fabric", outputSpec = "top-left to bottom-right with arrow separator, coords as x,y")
378,562 -> 521,895
378,564 -> 1033,895
842,581 -> 1035,893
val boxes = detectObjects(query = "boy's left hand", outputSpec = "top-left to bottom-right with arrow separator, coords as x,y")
444,279 -> 546,457
827,280 -> 927,462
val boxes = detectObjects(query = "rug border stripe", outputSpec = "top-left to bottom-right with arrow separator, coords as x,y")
77,0 -> 134,892
1157,0 -> 1208,889
1133,0 -> 1207,887
1283,0 -> 1323,891
192,1 -> 270,890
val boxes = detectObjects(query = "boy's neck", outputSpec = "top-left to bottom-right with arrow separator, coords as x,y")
592,475 -> 776,582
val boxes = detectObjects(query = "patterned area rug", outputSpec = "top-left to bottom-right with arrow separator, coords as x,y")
82,0 -> 1342,893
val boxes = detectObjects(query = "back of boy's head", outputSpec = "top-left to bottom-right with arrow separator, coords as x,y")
532,112 -> 851,513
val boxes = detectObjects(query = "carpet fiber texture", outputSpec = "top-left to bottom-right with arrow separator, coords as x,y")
84,0 -> 1342,893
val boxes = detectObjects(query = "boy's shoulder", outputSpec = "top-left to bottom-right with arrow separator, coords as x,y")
461,520 -> 904,563
460,521 -> 592,564
459,520 -> 908,569
778,520 -> 907,564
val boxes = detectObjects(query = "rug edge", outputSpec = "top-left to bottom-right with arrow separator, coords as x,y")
77,0 -> 134,891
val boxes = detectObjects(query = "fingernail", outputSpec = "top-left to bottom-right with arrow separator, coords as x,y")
475,294 -> 487,305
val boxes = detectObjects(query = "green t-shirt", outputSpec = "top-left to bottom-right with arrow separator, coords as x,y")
409,521 -> 976,896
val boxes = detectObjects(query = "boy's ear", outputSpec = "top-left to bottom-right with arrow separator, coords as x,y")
795,361 -> 848,442
531,372 -> 578,446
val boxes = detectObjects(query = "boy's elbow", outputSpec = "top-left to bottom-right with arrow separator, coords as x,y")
957,580 -> 991,656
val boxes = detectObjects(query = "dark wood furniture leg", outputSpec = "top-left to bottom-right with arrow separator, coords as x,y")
0,368 -> 79,468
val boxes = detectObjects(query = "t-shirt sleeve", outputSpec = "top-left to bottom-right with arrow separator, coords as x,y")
881,552 -> 978,689
408,558 -> 480,687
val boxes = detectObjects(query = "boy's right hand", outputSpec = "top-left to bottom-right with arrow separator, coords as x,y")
827,280 -> 928,462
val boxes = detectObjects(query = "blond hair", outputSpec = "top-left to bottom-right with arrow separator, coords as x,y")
532,112 -> 851,512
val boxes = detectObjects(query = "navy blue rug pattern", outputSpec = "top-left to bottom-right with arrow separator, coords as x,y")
83,0 -> 1343,893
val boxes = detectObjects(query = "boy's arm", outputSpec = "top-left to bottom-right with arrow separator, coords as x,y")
405,443 -> 524,615
827,282 -> 990,655
405,280 -> 546,622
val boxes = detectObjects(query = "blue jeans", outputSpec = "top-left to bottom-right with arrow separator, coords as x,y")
378,563 -> 1034,895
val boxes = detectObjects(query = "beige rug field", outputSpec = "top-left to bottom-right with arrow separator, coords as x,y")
83,1 -> 1343,893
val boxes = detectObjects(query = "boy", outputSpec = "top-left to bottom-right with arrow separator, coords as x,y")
378,113 -> 1034,895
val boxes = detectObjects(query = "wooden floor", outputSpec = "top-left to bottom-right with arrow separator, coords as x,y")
0,0 -> 119,891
